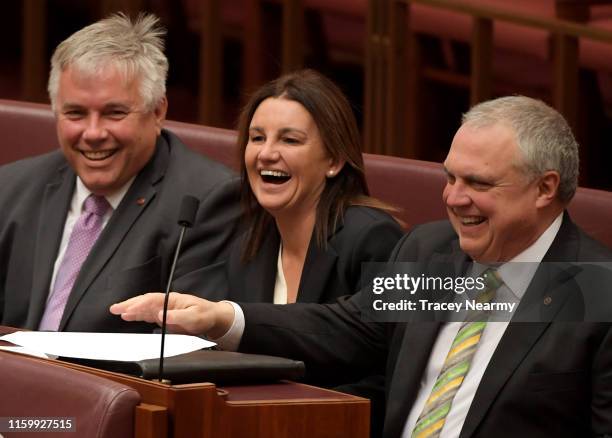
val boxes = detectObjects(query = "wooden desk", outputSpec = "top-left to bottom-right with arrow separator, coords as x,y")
0,327 -> 369,438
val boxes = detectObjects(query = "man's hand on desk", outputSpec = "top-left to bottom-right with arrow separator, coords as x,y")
109,293 -> 235,339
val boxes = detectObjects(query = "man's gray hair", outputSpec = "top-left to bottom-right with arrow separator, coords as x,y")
47,13 -> 168,111
462,95 -> 579,203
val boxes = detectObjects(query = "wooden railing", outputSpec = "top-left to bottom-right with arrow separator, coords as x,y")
366,0 -> 612,159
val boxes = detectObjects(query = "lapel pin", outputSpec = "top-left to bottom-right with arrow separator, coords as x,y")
543,296 -> 552,305
136,197 -> 146,206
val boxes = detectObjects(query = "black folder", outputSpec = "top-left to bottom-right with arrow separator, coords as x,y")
60,350 -> 305,385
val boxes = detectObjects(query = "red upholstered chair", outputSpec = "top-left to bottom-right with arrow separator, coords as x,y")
1,98 -> 611,246
165,119 -> 241,170
0,352 -> 140,438
568,186 -> 612,246
0,99 -> 59,165
363,153 -> 447,229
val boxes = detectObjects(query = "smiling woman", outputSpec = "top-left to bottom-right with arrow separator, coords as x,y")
244,97 -> 332,219
110,72 -> 402,436
227,69 -> 403,305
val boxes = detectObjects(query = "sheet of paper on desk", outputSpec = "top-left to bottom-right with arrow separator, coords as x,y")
0,332 -> 215,361
0,345 -> 53,359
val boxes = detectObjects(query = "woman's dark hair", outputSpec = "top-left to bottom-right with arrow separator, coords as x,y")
237,69 -> 395,260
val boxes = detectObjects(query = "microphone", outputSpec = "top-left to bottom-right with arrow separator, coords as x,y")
158,195 -> 200,383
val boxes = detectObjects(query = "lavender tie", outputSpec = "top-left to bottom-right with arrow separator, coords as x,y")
39,194 -> 110,331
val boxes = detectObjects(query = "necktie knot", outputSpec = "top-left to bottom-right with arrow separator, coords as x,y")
482,267 -> 502,289
477,268 -> 503,304
84,194 -> 110,217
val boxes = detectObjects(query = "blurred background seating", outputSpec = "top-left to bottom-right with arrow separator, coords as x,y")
3,0 -> 612,190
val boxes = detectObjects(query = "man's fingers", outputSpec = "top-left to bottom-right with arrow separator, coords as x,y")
110,293 -> 166,320
110,292 -> 212,332
119,311 -> 157,323
109,298 -> 137,314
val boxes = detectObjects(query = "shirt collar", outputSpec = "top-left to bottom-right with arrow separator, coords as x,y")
73,176 -> 136,213
472,213 -> 563,300
509,213 -> 563,264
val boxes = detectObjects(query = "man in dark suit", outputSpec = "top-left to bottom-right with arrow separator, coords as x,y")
0,13 -> 240,333
112,96 -> 612,437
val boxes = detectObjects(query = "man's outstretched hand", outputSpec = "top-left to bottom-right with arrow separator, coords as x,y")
110,292 -> 235,338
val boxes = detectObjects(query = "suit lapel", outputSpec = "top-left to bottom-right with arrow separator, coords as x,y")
385,244 -> 469,437
25,163 -> 75,329
512,262 -> 583,322
384,322 -> 441,438
297,230 -> 339,303
459,322 -> 549,438
58,138 -> 169,330
235,227 -> 280,303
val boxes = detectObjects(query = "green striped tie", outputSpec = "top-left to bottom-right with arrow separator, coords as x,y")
412,268 -> 503,438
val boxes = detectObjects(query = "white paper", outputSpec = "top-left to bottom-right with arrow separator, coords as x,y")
0,331 -> 215,361
0,345 -> 53,359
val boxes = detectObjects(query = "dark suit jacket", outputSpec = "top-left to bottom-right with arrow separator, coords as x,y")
0,129 -> 241,332
226,206 -> 403,304
238,213 -> 612,438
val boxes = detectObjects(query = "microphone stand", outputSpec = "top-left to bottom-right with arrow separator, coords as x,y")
157,195 -> 199,383
158,225 -> 188,383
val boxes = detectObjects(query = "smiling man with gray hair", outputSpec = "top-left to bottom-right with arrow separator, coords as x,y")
0,13 -> 241,332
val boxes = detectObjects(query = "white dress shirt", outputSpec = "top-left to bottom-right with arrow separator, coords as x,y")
47,176 -> 134,299
273,245 -> 289,304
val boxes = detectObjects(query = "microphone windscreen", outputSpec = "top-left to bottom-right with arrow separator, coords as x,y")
177,195 -> 200,227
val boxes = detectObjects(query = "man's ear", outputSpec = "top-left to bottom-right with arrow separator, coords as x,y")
535,170 -> 561,208
153,96 -> 168,135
